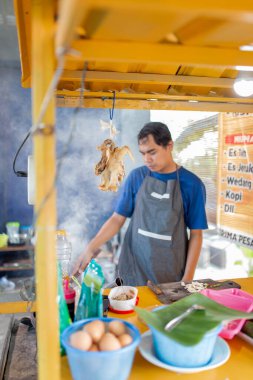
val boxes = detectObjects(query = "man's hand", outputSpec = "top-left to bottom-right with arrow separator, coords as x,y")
71,249 -> 94,276
181,274 -> 194,283
182,229 -> 203,282
71,212 -> 126,276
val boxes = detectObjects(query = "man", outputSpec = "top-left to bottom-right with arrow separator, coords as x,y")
73,122 -> 208,285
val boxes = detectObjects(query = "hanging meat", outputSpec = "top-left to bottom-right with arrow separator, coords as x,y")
95,139 -> 134,192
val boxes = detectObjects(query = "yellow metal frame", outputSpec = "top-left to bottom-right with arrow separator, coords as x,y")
8,1 -> 253,379
13,0 -> 31,87
0,301 -> 36,314
32,1 -> 59,379
14,0 -> 253,111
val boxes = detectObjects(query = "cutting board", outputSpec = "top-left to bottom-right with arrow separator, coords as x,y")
147,278 -> 241,304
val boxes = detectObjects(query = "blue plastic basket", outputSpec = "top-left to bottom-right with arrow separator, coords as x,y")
61,317 -> 141,380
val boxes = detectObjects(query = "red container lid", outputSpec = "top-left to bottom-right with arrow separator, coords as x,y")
63,279 -> 76,300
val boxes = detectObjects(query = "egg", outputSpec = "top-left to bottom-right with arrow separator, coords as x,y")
84,320 -> 105,343
89,343 -> 99,352
69,330 -> 92,351
108,320 -> 126,336
118,333 -> 133,347
99,332 -> 121,351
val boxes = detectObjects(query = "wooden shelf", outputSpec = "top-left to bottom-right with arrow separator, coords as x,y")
0,259 -> 33,272
0,246 -> 34,273
0,267 -> 33,272
0,245 -> 34,252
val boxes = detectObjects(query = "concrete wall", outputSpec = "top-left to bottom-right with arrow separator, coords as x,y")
0,66 -> 149,260
0,65 -> 33,231
55,107 -> 148,259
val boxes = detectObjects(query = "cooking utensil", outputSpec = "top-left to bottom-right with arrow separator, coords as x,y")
164,304 -> 205,331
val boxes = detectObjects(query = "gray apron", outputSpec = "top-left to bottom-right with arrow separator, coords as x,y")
118,170 -> 188,286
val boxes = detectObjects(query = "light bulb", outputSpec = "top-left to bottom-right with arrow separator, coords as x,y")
233,79 -> 253,97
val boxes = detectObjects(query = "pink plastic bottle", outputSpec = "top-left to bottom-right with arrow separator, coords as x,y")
63,279 -> 76,321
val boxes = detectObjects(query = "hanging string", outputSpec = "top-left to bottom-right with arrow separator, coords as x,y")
100,90 -> 118,138
109,91 -> 116,122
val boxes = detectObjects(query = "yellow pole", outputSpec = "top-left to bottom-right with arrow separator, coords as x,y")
31,1 -> 60,380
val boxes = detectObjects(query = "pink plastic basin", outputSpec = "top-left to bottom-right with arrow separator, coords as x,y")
201,288 -> 253,339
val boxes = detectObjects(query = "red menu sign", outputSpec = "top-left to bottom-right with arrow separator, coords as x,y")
225,134 -> 253,145
217,113 -> 253,248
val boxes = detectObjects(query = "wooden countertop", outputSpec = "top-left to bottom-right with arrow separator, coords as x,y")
60,277 -> 253,380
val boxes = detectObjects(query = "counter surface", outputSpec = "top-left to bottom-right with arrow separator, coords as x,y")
61,277 -> 253,380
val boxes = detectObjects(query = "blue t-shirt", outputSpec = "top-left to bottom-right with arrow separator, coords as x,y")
115,166 -> 208,230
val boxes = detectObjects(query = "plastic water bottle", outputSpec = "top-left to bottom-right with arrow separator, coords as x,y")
56,230 -> 72,279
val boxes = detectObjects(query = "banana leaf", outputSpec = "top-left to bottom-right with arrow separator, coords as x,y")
135,293 -> 253,346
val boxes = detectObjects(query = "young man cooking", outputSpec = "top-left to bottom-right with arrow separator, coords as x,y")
73,122 -> 208,285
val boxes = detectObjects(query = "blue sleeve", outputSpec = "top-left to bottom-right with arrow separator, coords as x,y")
114,170 -> 137,217
184,179 -> 208,230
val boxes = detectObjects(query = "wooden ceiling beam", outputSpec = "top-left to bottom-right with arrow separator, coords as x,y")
84,0 -> 253,13
69,40 -> 253,69
56,90 -> 253,104
56,97 -> 253,112
61,70 -> 239,88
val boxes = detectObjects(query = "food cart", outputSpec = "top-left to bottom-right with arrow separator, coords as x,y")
1,1 -> 253,379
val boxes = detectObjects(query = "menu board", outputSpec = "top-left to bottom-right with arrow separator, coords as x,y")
217,113 -> 253,248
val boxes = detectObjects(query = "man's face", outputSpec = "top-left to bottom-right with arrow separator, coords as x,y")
138,134 -> 174,173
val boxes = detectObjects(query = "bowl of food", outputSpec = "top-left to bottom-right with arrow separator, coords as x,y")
61,317 -> 141,380
108,286 -> 138,312
135,297 -> 229,368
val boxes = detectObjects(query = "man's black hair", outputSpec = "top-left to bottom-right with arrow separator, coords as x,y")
137,122 -> 172,147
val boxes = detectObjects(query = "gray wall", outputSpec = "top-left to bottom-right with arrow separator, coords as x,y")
56,107 -> 148,260
0,65 -> 33,230
0,65 -> 149,260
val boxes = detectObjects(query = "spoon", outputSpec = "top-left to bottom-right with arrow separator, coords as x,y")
164,304 -> 205,331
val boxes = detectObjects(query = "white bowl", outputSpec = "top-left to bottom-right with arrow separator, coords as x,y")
108,286 -> 138,311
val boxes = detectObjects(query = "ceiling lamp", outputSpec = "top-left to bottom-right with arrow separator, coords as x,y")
234,45 -> 253,96
233,79 -> 253,97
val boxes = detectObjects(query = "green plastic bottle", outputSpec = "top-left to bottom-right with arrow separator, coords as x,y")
57,264 -> 71,355
75,259 -> 105,321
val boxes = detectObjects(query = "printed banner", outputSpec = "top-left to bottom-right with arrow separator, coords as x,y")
217,113 -> 253,248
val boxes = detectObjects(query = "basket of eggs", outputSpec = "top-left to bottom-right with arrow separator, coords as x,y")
61,318 -> 141,380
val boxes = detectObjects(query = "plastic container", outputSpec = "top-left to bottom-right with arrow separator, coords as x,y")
56,230 -> 72,278
150,323 -> 222,367
108,286 -> 138,312
63,278 -> 76,321
201,288 -> 253,339
0,234 -> 8,248
6,222 -> 20,244
20,225 -> 33,244
61,317 -> 141,380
